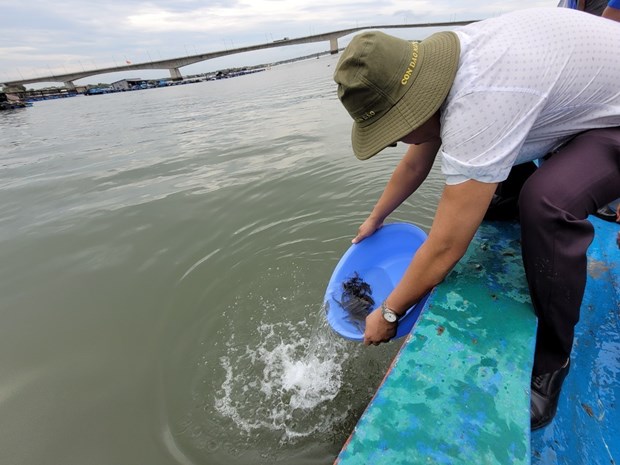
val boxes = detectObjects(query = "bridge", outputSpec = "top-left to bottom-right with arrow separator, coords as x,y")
1,20 -> 476,89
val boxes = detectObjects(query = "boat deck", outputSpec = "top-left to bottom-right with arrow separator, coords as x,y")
335,217 -> 619,465
531,217 -> 619,465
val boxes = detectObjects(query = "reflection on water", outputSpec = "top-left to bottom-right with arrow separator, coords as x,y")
0,55 -> 442,465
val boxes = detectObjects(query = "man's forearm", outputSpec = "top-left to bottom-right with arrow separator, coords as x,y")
367,141 -> 440,223
384,233 -> 466,313
603,5 -> 620,21
384,180 -> 498,314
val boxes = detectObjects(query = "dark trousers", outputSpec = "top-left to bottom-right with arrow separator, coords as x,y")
516,128 -> 620,375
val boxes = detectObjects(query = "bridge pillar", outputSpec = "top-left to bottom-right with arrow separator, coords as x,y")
64,81 -> 76,90
330,38 -> 339,54
169,68 -> 183,81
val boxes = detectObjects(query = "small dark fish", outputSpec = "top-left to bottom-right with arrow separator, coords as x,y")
337,272 -> 375,331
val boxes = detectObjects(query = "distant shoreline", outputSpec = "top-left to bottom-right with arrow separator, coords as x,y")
7,49 -> 342,103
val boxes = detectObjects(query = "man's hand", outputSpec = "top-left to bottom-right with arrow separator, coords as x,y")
352,217 -> 383,244
363,307 -> 397,345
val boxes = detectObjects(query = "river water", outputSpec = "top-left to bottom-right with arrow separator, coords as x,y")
0,55 -> 444,465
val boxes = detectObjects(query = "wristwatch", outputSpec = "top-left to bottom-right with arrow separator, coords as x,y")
381,301 -> 399,324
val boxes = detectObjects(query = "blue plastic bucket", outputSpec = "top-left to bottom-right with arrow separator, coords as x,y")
324,223 -> 430,341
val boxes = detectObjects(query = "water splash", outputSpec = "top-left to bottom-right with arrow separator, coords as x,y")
215,308 -> 352,441
167,264 -> 401,463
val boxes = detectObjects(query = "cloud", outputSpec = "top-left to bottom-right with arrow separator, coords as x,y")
1,0 -> 558,85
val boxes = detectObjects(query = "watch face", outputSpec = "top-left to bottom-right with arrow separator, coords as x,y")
383,310 -> 398,323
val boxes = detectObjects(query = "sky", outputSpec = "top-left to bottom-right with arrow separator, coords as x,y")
1,0 -> 556,88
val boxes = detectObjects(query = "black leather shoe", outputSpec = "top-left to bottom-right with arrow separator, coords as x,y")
530,359 -> 570,430
594,199 -> 620,223
594,205 -> 617,222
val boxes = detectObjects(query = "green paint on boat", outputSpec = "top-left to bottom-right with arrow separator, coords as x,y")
335,221 -> 537,465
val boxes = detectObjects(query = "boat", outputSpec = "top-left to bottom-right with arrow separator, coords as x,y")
0,91 -> 30,110
333,216 -> 619,465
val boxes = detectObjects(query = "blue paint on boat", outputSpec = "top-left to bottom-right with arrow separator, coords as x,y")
335,221 -> 537,465
532,216 -> 619,465
334,217 -> 619,464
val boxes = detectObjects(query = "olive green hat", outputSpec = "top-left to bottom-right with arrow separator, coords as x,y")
333,30 -> 460,160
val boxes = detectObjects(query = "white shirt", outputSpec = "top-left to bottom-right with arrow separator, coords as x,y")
440,7 -> 620,185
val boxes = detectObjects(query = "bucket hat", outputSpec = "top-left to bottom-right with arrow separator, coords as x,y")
334,30 -> 460,160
